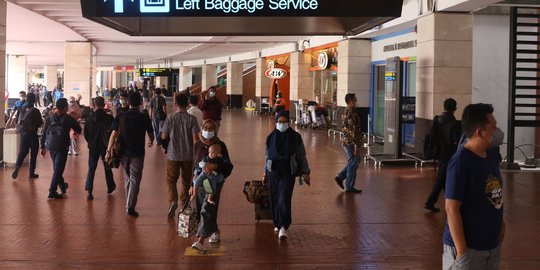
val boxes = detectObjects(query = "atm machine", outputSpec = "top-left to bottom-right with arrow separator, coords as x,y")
366,57 -> 417,168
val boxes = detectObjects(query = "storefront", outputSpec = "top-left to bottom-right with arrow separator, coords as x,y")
264,54 -> 291,112
371,28 -> 417,147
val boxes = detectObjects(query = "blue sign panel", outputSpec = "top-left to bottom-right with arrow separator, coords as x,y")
83,0 -> 403,17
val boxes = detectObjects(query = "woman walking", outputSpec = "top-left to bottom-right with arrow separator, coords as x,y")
263,111 -> 310,240
190,119 -> 233,251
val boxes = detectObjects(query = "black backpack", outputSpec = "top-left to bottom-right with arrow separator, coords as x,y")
44,115 -> 68,151
423,115 -> 440,160
153,96 -> 166,120
16,107 -> 37,134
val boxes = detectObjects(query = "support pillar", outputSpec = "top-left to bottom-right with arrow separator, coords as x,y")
255,57 -> 271,109
337,39 -> 371,107
202,65 -> 217,92
290,52 -> 313,102
416,13 -> 473,153
226,62 -> 243,108
64,42 -> 92,106
179,66 -> 193,92
44,66 -> 58,91
7,55 -> 27,101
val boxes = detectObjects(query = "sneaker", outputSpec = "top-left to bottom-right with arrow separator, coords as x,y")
60,183 -> 69,194
107,185 -> 116,195
209,232 -> 220,243
29,173 -> 39,179
424,204 -> 440,212
345,187 -> 362,193
48,192 -> 64,199
127,208 -> 139,217
334,176 -> 344,190
68,151 -> 72,155
167,202 -> 178,218
87,193 -> 94,200
278,227 -> 288,240
12,166 -> 20,179
74,152 -> 79,156
274,227 -> 279,233
191,242 -> 205,251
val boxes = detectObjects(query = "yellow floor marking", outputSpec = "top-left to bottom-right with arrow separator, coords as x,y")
184,246 -> 226,256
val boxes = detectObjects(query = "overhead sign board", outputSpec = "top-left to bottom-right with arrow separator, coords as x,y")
265,68 -> 287,79
83,0 -> 403,17
138,68 -> 179,77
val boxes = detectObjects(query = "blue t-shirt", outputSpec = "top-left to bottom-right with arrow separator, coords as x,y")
443,147 -> 504,250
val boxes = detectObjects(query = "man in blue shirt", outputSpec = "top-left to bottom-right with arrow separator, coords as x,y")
443,103 -> 504,270
13,91 -> 28,111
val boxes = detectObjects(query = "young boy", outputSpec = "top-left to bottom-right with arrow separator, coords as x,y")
191,144 -> 224,205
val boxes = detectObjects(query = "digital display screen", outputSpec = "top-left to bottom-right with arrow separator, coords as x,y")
138,68 -> 179,77
82,0 -> 403,17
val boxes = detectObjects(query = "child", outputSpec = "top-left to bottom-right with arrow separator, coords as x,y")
191,144 -> 224,205
67,96 -> 82,155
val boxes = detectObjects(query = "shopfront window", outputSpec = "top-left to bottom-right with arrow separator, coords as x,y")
313,70 -> 337,105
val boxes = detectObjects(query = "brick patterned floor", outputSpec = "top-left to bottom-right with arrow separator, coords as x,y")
1,110 -> 539,269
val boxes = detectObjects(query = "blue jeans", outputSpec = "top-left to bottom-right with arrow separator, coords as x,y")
337,143 -> 359,190
85,151 -> 115,193
16,132 -> 39,174
49,150 -> 68,194
152,117 -> 164,145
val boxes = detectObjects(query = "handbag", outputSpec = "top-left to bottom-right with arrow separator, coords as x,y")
243,180 -> 270,206
177,200 -> 198,238
106,113 -> 125,169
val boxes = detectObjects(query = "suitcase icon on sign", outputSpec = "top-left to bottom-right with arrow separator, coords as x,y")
113,0 -> 170,14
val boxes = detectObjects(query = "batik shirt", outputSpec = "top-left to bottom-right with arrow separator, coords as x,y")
341,107 -> 362,145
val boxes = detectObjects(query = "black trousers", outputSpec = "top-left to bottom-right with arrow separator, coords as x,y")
268,168 -> 295,230
425,159 -> 449,207
16,132 -> 39,175
49,150 -> 68,194
85,151 -> 115,193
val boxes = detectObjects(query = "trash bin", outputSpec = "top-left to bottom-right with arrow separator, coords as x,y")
3,128 -> 26,167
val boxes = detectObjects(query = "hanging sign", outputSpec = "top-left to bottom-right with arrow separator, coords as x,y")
265,68 -> 287,79
318,52 -> 328,69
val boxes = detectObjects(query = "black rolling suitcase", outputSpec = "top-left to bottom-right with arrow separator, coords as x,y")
255,203 -> 272,222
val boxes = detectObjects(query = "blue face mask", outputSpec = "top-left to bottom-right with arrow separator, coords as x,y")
202,130 -> 215,139
276,123 -> 289,132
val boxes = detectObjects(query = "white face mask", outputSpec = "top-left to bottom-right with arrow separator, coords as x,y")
209,92 -> 216,98
276,123 -> 289,132
202,130 -> 215,139
120,99 -> 127,105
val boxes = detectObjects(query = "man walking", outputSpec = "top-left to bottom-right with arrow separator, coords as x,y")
187,95 -> 203,128
106,92 -> 154,217
40,98 -> 82,199
161,94 -> 200,218
150,88 -> 167,146
443,103 -> 504,270
424,98 -> 461,212
334,93 -> 362,193
12,93 -> 43,179
84,97 -> 116,200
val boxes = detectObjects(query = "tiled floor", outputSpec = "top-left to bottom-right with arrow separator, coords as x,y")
1,110 -> 539,269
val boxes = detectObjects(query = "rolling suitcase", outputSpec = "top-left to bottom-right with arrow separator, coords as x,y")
255,203 -> 272,222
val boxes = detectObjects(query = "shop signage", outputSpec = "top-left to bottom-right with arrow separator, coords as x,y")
84,0 -> 403,17
265,68 -> 287,79
383,40 -> 417,52
318,52 -> 328,69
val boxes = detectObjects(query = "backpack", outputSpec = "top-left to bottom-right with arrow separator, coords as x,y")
153,96 -> 166,120
44,115 -> 68,151
16,107 -> 37,134
423,115 -> 440,160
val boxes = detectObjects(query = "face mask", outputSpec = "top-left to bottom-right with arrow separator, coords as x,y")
120,99 -> 127,105
491,127 -> 504,147
202,130 -> 215,139
276,123 -> 289,132
209,92 -> 216,98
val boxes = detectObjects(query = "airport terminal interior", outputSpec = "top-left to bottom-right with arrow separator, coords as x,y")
1,0 -> 540,269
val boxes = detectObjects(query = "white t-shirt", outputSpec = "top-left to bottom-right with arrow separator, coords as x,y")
187,106 -> 204,128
